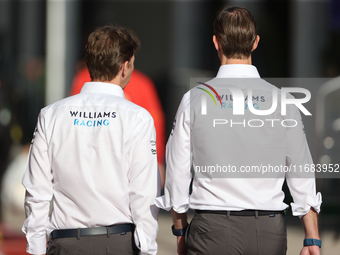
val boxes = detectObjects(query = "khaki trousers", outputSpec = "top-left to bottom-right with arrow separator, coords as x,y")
186,211 -> 287,255
46,231 -> 139,255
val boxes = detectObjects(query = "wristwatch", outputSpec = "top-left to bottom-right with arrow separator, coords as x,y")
303,238 -> 322,248
171,224 -> 188,236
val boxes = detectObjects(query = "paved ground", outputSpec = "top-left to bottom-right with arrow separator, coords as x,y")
157,210 -> 340,255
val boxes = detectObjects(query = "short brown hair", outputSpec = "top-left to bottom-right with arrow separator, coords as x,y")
214,6 -> 258,59
85,24 -> 140,81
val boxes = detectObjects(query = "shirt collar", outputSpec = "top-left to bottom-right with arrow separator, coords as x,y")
80,82 -> 125,98
216,64 -> 260,78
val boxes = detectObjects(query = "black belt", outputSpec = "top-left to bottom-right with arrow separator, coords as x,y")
50,223 -> 135,239
195,209 -> 285,216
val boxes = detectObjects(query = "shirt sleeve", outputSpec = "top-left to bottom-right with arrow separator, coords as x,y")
22,112 -> 53,254
124,71 -> 166,165
285,94 -> 322,218
128,114 -> 160,255
155,94 -> 192,213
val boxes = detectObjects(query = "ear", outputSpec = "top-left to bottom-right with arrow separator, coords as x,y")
251,35 -> 260,52
121,60 -> 129,77
213,35 -> 220,52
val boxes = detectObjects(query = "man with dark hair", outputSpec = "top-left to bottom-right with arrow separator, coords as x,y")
156,6 -> 321,255
213,6 -> 258,60
85,25 -> 140,82
22,24 -> 160,255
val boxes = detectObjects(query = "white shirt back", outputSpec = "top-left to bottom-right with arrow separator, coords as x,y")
156,65 -> 321,217
22,82 -> 160,255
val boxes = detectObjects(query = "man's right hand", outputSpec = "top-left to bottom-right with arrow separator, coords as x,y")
177,236 -> 187,255
300,246 -> 320,255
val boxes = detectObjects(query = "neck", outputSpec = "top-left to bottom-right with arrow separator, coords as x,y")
92,76 -> 124,89
220,55 -> 252,65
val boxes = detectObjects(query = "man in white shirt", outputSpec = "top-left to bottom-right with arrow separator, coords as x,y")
156,6 -> 321,255
22,25 -> 160,255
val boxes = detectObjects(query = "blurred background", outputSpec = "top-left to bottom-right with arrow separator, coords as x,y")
0,0 -> 339,254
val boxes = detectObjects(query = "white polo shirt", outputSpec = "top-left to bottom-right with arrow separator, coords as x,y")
156,64 -> 321,216
22,82 -> 160,255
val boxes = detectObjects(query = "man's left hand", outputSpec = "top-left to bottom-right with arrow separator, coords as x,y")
300,246 -> 320,255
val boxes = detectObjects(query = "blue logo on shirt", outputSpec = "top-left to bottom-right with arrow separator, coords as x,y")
70,111 -> 116,128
